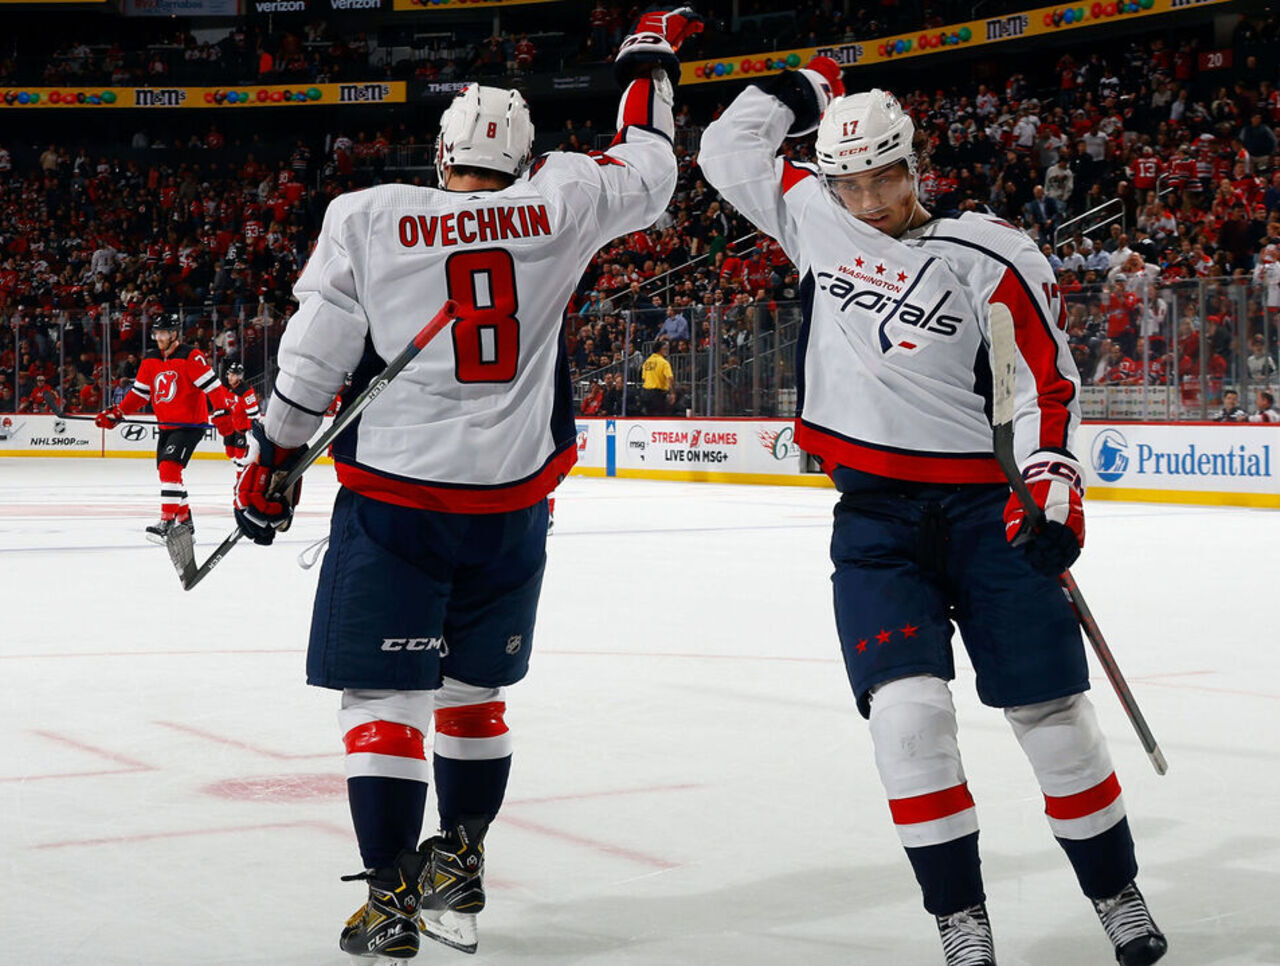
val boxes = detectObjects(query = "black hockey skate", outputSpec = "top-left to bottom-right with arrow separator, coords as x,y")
419,817 -> 488,954
1092,882 -> 1168,965
339,849 -> 430,961
145,518 -> 176,545
935,903 -> 996,966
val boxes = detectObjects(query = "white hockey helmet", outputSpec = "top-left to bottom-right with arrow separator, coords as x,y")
435,84 -> 534,184
815,89 -> 917,178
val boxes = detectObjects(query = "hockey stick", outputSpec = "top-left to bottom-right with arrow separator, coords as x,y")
988,303 -> 1168,776
169,299 -> 461,591
60,412 -> 217,430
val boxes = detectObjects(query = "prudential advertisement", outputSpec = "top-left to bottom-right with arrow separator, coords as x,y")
1077,422 -> 1280,507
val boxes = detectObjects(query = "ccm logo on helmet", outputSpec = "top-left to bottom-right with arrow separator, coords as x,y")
381,637 -> 449,654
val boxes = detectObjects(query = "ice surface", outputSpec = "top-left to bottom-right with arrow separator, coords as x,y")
1,458 -> 1276,965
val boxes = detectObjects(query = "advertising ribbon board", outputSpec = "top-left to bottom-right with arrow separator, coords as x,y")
0,82 -> 405,109
682,0 -> 1233,85
393,0 -> 560,10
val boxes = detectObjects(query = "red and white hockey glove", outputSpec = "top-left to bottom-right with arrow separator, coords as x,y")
802,55 -> 846,101
771,55 -> 846,136
211,408 -> 237,437
1003,450 -> 1085,577
95,406 -> 123,429
234,424 -> 306,546
614,6 -> 703,86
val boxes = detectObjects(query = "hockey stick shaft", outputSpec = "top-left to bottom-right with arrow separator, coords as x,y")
60,412 -> 217,430
178,299 -> 461,591
988,303 -> 1167,775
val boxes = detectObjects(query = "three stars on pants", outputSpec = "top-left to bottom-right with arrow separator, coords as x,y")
855,622 -> 920,654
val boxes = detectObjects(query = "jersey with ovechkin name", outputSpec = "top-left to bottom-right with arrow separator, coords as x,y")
119,344 -> 232,428
699,85 -> 1080,486
265,77 -> 677,512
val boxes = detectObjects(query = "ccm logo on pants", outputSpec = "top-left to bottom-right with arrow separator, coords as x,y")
380,637 -> 449,653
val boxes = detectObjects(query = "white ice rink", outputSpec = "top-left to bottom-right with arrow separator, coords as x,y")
2,457 -> 1277,966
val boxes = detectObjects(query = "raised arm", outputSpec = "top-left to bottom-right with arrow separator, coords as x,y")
529,8 -> 703,245
698,59 -> 844,258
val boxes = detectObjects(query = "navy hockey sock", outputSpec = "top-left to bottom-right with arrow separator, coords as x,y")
905,831 -> 985,916
433,754 -> 511,829
348,776 -> 429,870
1056,816 -> 1139,900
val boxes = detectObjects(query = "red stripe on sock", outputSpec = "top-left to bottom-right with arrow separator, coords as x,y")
343,721 -> 426,760
1044,772 -> 1121,820
435,702 -> 508,739
888,783 -> 975,825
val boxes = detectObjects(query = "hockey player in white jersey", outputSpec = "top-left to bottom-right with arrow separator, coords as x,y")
232,8 -> 698,960
700,65 -> 1167,966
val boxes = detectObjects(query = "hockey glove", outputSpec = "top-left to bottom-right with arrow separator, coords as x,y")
768,56 -> 847,136
95,406 -> 123,429
614,6 -> 703,87
211,408 -> 237,437
1003,450 -> 1086,577
234,423 -> 306,546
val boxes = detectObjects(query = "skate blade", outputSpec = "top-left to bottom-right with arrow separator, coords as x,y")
145,532 -> 167,546
420,909 -> 478,954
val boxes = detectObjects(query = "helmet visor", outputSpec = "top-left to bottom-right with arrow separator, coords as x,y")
825,162 -> 915,220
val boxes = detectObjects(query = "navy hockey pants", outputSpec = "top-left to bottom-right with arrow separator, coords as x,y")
830,481 -> 1088,717
307,487 -> 548,692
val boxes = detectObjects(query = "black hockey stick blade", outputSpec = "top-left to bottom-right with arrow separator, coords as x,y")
164,520 -> 198,587
988,303 -> 1168,776
174,299 -> 462,592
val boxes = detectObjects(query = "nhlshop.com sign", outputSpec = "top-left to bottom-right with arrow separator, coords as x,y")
1079,422 -> 1280,507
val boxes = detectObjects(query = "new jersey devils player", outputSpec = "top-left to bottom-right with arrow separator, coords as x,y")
221,361 -> 259,463
96,315 -> 236,542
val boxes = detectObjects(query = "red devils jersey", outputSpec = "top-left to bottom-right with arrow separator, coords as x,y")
228,381 -> 260,431
119,344 -> 233,427
1133,157 -> 1160,190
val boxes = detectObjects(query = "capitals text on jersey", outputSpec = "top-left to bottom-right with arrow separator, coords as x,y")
397,204 -> 551,248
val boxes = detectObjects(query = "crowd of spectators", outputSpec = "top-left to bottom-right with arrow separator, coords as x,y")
3,12 -> 1280,418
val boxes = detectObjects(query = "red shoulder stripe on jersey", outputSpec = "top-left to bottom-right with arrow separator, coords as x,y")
795,421 -> 1006,485
343,721 -> 427,760
989,268 -> 1074,450
528,154 -> 551,178
586,150 -> 625,167
335,445 -> 576,513
1044,772 -> 1121,820
888,782 -> 975,825
435,702 -> 508,739
617,77 -> 655,133
781,160 -> 815,195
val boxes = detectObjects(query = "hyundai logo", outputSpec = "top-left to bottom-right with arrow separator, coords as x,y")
121,423 -> 147,441
1091,429 -> 1129,482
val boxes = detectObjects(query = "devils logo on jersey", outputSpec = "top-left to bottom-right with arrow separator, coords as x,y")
153,370 -> 180,404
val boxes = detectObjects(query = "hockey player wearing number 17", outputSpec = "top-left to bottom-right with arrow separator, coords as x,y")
700,63 -> 1167,966
229,7 -> 698,961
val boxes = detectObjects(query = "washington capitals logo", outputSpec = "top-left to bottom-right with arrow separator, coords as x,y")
815,256 -> 963,357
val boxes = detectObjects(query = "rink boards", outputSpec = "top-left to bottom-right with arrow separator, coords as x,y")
2,414 -> 1277,507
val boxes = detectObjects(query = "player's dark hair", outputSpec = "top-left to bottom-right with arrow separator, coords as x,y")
447,164 -> 517,188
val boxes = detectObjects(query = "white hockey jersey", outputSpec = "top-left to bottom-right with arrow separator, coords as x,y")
265,79 -> 677,512
699,86 -> 1080,486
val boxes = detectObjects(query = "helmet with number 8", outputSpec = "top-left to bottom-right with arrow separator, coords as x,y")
815,89 -> 917,178
435,84 -> 535,184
